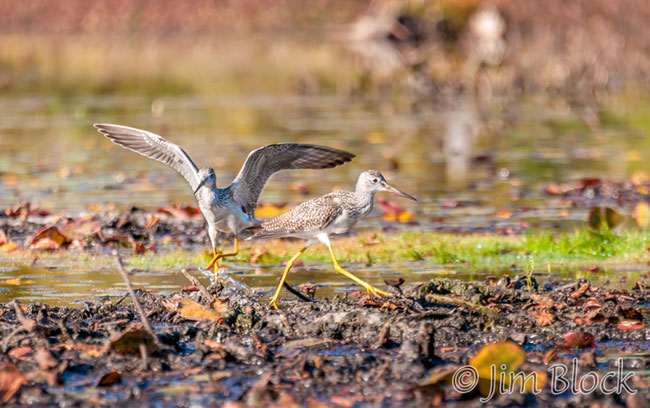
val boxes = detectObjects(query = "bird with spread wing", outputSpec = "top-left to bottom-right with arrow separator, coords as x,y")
94,124 -> 355,274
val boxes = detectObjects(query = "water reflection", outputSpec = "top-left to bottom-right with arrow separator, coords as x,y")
440,100 -> 480,184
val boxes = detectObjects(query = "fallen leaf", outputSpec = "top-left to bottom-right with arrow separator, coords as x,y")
0,230 -> 8,245
533,310 -> 555,326
0,242 -> 20,253
156,204 -> 200,219
28,226 -> 70,250
469,341 -> 543,394
0,362 -> 27,402
604,207 -> 624,229
107,324 -> 159,355
579,266 -> 601,273
570,281 -> 590,299
556,331 -> 595,349
617,320 -> 645,330
582,298 -> 601,310
3,279 -> 34,285
633,201 -> 650,228
588,207 -> 603,230
496,209 -> 512,219
32,238 -> 62,250
254,203 -> 287,219
7,346 -> 32,360
59,217 -> 101,240
530,294 -> 555,309
178,298 -> 222,321
96,371 -> 121,387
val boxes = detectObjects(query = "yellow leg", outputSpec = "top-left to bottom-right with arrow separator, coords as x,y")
325,242 -> 390,297
269,246 -> 308,309
206,237 -> 239,271
205,247 -> 222,271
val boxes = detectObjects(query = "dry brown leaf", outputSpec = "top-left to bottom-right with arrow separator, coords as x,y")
496,209 -> 513,219
29,226 -> 70,249
32,238 -> 62,250
570,281 -> 590,299
178,298 -> 222,321
0,230 -> 8,246
59,217 -> 101,240
7,346 -> 31,360
617,320 -> 645,330
96,371 -> 121,387
107,324 -> 159,355
582,297 -> 601,310
0,362 -> 27,403
0,242 -> 20,253
533,310 -> 555,326
530,294 -> 555,309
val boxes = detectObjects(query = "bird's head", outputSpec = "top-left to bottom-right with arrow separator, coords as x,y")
356,170 -> 417,201
193,167 -> 217,194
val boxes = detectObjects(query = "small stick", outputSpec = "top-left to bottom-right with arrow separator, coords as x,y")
282,282 -> 313,303
180,268 -> 212,301
112,251 -> 161,348
11,300 -> 35,332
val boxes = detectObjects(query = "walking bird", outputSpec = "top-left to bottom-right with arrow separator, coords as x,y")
94,124 -> 355,272
249,170 -> 416,309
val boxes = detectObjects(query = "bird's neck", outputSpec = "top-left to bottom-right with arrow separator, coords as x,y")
353,189 -> 376,214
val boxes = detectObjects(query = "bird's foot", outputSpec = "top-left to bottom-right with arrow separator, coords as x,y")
366,285 -> 390,298
269,299 -> 280,310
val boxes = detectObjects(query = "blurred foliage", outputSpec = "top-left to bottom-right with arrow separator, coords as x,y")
1,0 -> 649,100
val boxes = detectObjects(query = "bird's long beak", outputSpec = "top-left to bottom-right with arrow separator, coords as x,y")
383,183 -> 417,201
193,179 -> 207,195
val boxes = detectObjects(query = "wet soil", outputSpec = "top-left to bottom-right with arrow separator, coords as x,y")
1,272 -> 649,407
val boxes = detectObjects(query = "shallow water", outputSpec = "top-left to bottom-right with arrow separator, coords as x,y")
2,91 -> 650,305
1,253 -> 648,307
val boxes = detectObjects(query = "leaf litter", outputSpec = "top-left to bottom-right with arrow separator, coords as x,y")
0,271 -> 649,406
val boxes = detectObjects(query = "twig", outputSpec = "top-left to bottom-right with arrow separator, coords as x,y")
180,268 -> 212,301
112,251 -> 162,349
282,282 -> 313,303
11,300 -> 35,332
424,293 -> 504,322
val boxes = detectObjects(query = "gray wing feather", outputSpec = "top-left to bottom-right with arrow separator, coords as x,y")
230,144 -> 354,215
94,124 -> 201,191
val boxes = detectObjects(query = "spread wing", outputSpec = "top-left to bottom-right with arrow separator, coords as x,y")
229,144 -> 354,215
94,124 -> 201,191
251,194 -> 343,240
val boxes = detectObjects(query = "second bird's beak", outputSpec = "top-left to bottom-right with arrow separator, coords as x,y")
193,179 -> 207,195
383,183 -> 417,201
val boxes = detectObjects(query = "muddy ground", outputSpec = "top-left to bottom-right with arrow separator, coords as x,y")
1,270 -> 649,407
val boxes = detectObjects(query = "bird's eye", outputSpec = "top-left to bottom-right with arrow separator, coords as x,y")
372,179 -> 378,183
241,206 -> 247,214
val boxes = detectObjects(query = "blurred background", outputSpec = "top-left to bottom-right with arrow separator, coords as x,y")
1,0 -> 650,231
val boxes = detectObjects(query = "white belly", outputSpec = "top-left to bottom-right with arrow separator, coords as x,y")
201,203 -> 249,235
